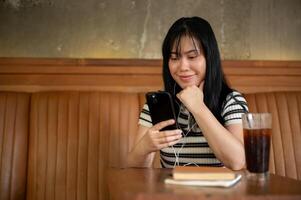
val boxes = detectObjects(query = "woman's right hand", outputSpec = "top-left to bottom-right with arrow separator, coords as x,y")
141,119 -> 182,154
126,119 -> 182,167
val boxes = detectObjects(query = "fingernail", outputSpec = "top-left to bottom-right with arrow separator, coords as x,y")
176,129 -> 182,134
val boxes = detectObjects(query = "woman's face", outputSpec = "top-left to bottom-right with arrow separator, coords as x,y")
168,35 -> 206,89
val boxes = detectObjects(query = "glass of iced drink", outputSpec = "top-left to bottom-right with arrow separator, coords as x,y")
242,113 -> 272,180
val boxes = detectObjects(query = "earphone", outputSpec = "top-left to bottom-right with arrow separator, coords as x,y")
170,83 -> 199,167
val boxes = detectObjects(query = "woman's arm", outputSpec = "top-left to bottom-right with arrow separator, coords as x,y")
126,120 -> 182,168
177,84 -> 245,170
192,106 -> 245,170
126,125 -> 155,168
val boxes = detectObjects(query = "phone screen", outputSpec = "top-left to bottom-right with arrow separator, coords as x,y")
146,91 -> 177,131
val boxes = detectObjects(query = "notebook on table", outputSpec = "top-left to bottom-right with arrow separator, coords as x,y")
164,166 -> 242,188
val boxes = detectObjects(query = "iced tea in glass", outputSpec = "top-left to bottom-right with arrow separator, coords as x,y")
242,113 -> 272,180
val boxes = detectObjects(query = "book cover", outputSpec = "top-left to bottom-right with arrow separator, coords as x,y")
172,166 -> 236,180
165,174 -> 242,188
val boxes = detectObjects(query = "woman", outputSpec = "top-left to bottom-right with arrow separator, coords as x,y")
127,16 -> 248,170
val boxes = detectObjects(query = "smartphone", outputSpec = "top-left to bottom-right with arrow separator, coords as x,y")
145,91 -> 177,131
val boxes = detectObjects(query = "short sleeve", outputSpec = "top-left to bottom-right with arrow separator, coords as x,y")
138,103 -> 153,128
221,91 -> 249,126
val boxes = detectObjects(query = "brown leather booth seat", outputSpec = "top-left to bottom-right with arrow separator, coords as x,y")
0,92 -> 30,200
245,92 -> 301,180
27,92 -> 140,200
0,91 -> 301,200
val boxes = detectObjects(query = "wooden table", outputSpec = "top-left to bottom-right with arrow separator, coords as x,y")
107,168 -> 301,200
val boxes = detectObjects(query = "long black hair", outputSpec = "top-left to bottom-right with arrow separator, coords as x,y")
162,16 -> 232,124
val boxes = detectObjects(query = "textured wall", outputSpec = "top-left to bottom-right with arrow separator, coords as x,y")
0,0 -> 300,60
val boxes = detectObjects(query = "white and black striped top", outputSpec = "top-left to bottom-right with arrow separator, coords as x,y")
139,91 -> 248,168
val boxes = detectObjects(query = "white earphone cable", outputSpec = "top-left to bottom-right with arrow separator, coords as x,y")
170,83 -> 199,167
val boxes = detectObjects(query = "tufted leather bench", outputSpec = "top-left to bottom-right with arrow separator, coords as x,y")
0,92 -> 30,200
0,91 -> 301,200
245,91 -> 301,180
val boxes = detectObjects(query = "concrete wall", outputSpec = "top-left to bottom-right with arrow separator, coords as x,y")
0,0 -> 300,60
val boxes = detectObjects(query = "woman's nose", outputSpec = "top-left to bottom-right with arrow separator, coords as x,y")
179,58 -> 190,71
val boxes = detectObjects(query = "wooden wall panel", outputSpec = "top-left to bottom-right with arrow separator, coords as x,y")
0,58 -> 300,93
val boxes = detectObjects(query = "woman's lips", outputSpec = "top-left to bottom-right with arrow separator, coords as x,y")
179,75 -> 194,82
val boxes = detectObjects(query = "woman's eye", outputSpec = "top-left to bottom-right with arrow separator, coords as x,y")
188,53 -> 198,59
170,56 -> 179,60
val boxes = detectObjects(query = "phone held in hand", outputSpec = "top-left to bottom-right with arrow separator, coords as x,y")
145,91 -> 177,131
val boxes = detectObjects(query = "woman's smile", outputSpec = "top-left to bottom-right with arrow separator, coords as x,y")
178,74 -> 195,82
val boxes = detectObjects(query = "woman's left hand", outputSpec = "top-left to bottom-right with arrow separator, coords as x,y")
176,82 -> 205,113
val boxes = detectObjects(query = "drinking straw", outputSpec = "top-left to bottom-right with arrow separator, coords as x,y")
245,113 -> 253,129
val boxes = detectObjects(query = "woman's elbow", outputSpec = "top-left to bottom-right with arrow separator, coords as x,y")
230,161 -> 245,171
228,154 -> 245,171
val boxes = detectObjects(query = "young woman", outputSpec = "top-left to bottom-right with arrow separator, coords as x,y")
126,16 -> 248,170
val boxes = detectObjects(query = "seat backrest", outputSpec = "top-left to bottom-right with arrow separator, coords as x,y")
244,91 -> 301,180
0,92 -> 30,200
26,91 -> 140,200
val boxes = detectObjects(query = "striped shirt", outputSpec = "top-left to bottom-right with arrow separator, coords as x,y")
139,91 -> 249,168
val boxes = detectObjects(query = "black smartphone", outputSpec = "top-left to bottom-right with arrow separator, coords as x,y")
145,91 -> 177,131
